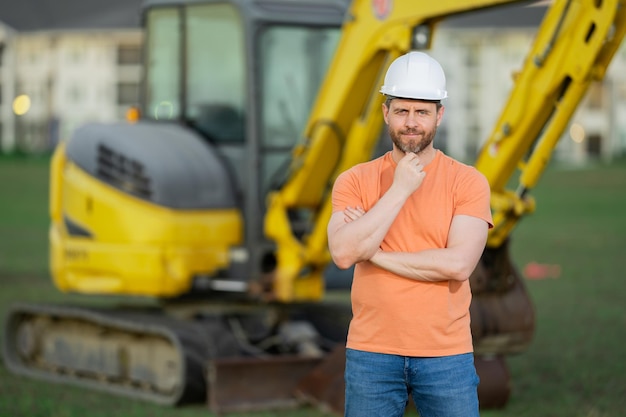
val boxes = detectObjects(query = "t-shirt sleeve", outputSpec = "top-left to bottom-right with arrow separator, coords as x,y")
455,168 -> 494,228
331,168 -> 363,213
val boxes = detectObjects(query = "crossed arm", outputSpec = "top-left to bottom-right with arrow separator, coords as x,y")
327,200 -> 488,283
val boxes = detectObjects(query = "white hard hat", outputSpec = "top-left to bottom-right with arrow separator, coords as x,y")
380,51 -> 448,100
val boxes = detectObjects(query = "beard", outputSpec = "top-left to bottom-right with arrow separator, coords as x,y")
389,125 -> 437,154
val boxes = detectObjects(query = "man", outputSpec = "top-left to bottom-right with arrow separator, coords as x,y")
327,51 -> 493,417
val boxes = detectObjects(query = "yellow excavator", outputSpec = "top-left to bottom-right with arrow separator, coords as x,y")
3,0 -> 624,414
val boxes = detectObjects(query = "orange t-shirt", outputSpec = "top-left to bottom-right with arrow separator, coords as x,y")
331,150 -> 493,357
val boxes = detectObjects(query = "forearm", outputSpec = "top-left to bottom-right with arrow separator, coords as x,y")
329,186 -> 408,268
370,247 -> 479,282
369,215 -> 489,281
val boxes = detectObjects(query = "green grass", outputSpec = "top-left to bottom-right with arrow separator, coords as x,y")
1,154 -> 625,417
0,155 -> 50,277
481,160 -> 626,417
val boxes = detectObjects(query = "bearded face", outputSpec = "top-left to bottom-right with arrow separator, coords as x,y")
389,122 -> 438,154
383,99 -> 443,155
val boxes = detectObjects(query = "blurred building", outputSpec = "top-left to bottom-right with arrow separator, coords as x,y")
0,1 -> 624,164
0,0 -> 143,153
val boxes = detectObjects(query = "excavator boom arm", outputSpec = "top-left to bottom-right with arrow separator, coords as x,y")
475,0 -> 626,247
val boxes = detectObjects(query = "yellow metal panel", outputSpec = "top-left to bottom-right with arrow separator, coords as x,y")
50,152 -> 243,298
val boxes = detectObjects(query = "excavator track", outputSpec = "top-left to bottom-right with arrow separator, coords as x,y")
2,302 -> 242,405
2,300 -> 354,411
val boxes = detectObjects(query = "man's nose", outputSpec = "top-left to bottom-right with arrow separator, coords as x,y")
405,111 -> 420,127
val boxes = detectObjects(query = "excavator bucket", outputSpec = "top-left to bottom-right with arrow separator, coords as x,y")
295,344 -> 346,415
207,355 -> 323,414
206,302 -> 352,414
474,355 -> 511,409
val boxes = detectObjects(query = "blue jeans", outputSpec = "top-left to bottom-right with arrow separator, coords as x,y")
344,349 -> 480,417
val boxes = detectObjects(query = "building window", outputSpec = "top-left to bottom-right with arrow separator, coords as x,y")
117,82 -> 139,105
117,45 -> 141,65
586,133 -> 602,157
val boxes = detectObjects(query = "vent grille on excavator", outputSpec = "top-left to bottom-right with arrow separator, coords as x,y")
96,144 -> 152,199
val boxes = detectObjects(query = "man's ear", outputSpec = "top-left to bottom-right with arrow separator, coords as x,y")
436,105 -> 445,126
382,102 -> 389,124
